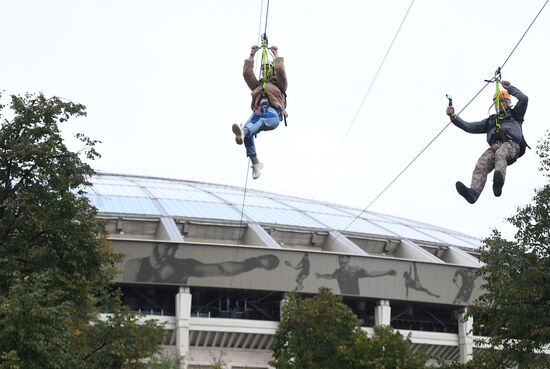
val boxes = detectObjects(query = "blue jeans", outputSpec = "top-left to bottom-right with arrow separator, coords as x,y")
243,106 -> 281,157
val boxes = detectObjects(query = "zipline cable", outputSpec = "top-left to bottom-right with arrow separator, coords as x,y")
311,0 -> 416,199
239,159 -> 252,229
333,82 -> 491,238
232,0 -> 272,294
263,0 -> 270,37
331,0 -> 549,241
239,0 -> 271,232
294,0 -> 415,226
256,0 -> 265,58
500,0 -> 548,70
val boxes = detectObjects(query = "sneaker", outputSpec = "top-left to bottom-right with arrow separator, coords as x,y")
455,181 -> 479,204
493,171 -> 504,197
232,123 -> 243,145
251,162 -> 264,180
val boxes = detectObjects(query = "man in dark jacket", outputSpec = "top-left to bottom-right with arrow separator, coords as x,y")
446,80 -> 528,204
232,45 -> 288,180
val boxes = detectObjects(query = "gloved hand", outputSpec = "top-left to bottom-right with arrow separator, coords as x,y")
270,45 -> 278,57
446,106 -> 455,117
249,45 -> 260,59
501,80 -> 511,89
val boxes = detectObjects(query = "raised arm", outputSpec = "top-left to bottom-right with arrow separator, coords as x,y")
243,45 -> 260,90
271,46 -> 287,92
505,82 -> 528,123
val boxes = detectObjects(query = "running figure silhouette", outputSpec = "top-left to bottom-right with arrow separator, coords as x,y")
284,252 -> 310,291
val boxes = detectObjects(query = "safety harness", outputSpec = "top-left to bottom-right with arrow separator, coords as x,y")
257,33 -> 287,126
486,68 -> 530,158
487,69 -> 511,146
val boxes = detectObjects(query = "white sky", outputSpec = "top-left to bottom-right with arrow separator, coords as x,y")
1,0 -> 549,241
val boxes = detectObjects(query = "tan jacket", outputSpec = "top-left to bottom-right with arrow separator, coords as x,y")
243,56 -> 288,117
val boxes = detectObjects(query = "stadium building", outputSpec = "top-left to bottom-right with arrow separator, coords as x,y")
89,173 -> 489,368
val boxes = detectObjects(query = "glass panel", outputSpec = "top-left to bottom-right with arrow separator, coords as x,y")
338,208 -> 391,221
445,233 -> 482,248
88,183 -> 148,197
278,199 -> 352,215
415,228 -> 481,248
91,176 -> 136,186
87,195 -> 161,215
147,187 -> 224,202
192,182 -> 245,196
215,193 -> 290,208
157,199 -> 242,221
370,221 -> 442,243
308,213 -> 396,236
133,178 -> 192,190
242,206 -> 325,228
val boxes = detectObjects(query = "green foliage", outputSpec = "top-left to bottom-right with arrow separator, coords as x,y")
343,325 -> 426,369
436,349 -> 503,369
72,290 -> 166,369
0,92 -> 165,368
271,287 -> 361,369
145,354 -> 184,369
271,287 -> 427,369
466,130 -> 550,369
209,351 -> 228,369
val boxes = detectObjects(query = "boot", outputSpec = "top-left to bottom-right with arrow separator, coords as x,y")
456,181 -> 480,204
493,171 -> 504,197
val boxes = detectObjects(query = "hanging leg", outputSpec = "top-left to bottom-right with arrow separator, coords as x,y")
493,141 -> 520,196
456,147 -> 494,204
245,107 -> 281,137
242,107 -> 281,180
471,147 -> 496,193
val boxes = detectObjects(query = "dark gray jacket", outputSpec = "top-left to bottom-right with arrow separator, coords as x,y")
451,84 -> 528,146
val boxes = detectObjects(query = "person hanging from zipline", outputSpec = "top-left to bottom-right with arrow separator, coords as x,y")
232,42 -> 288,180
446,79 -> 528,204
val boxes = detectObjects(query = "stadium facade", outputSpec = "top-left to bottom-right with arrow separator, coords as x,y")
89,173 -> 491,368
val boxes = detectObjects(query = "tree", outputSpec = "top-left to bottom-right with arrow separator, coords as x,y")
442,131 -> 550,369
0,92 -> 165,368
436,349 -> 502,369
270,287 -> 427,369
343,325 -> 427,369
271,288 -> 361,369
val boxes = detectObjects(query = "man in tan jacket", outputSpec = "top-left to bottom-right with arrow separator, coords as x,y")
232,45 -> 288,179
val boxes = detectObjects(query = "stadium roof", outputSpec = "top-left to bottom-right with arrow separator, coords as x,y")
87,173 -> 481,250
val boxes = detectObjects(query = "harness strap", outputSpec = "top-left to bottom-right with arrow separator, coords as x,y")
494,79 -> 502,131
260,43 -> 269,89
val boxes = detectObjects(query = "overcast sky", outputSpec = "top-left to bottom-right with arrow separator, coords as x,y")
1,0 -> 549,240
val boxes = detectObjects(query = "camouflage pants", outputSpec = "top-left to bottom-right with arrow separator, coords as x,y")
471,141 -> 520,192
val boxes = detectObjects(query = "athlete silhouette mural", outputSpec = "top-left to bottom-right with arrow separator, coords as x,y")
403,262 -> 440,298
315,255 -> 396,295
123,243 -> 279,284
452,268 -> 475,304
284,252 -> 310,291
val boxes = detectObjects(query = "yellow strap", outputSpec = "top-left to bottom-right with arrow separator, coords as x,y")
495,80 -> 502,130
261,44 -> 269,89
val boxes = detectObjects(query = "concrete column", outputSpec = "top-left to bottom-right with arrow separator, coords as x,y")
458,307 -> 473,363
374,299 -> 391,326
176,287 -> 192,366
279,295 -> 288,319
